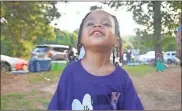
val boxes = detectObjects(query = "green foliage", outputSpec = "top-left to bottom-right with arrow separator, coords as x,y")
129,34 -> 177,53
69,32 -> 78,48
105,1 -> 181,35
1,36 -> 14,56
123,65 -> 155,77
162,35 -> 177,51
105,1 -> 181,57
122,37 -> 134,49
1,1 -> 61,57
73,28 -> 79,34
34,30 -> 78,48
90,5 -> 102,11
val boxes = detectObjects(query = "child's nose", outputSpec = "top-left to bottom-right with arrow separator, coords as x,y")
93,23 -> 102,27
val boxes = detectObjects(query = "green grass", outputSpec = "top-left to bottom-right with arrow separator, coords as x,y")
123,65 -> 155,77
1,63 -> 67,110
27,71 -> 62,83
1,90 -> 52,110
27,63 -> 66,84
1,64 -> 155,110
27,63 -> 154,84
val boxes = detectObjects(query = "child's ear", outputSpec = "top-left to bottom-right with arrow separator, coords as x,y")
80,39 -> 83,44
114,38 -> 119,48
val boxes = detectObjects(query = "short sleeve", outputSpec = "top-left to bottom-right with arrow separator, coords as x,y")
118,72 -> 144,110
177,26 -> 182,32
47,66 -> 70,110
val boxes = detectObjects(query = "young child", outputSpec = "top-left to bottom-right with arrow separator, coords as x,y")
48,10 -> 144,110
156,52 -> 165,72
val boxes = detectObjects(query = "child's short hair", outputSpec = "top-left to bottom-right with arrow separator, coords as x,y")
77,10 -> 123,66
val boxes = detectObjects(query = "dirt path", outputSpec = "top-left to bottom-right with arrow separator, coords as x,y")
40,83 -> 58,94
1,66 -> 181,110
1,73 -> 31,94
40,66 -> 181,110
131,66 -> 181,110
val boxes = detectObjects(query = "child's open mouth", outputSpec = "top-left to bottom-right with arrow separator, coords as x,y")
90,29 -> 105,37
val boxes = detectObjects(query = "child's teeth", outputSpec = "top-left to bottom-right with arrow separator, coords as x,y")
94,32 -> 100,34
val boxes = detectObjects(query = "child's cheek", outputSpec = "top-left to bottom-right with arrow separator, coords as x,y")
81,29 -> 89,40
107,30 -> 115,40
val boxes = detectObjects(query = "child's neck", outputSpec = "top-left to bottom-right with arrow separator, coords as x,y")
81,51 -> 116,76
84,51 -> 111,67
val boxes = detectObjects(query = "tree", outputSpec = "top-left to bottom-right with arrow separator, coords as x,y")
130,34 -> 177,54
62,30 -> 72,46
90,5 -> 102,11
1,1 -> 61,57
104,1 -> 181,61
162,35 -> 177,51
73,28 -> 79,34
70,32 -> 78,48
34,30 -> 78,48
121,37 -> 134,50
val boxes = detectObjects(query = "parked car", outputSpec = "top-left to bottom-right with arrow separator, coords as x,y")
1,55 -> 28,72
139,51 -> 155,64
31,44 -> 77,61
163,51 -> 180,64
139,51 -> 165,64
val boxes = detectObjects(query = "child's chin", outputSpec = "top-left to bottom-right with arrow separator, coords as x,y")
90,39 -> 107,44
84,40 -> 111,49
89,43 -> 111,50
90,42 -> 107,47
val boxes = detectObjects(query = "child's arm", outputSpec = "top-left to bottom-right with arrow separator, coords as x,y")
119,74 -> 144,110
176,26 -> 182,40
47,66 -> 70,110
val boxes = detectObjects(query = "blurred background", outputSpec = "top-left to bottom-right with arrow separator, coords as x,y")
1,1 -> 181,110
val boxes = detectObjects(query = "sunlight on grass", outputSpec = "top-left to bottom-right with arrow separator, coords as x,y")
27,64 -> 155,84
1,64 -> 156,110
27,71 -> 62,83
1,90 -> 52,110
27,63 -> 66,84
123,65 -> 155,77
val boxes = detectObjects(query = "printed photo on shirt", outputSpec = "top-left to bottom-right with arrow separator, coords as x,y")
71,92 -> 121,110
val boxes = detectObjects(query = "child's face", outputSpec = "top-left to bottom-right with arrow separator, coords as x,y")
81,10 -> 116,50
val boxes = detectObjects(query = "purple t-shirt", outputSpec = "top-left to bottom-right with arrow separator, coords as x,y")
48,60 -> 144,110
177,25 -> 182,32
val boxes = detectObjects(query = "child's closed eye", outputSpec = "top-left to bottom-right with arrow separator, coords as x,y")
87,22 -> 94,26
103,23 -> 111,27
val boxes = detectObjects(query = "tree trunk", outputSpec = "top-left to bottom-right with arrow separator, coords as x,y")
152,1 -> 163,62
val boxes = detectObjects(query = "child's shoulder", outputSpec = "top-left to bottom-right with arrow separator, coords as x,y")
115,66 -> 130,79
177,25 -> 182,32
63,60 -> 81,73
